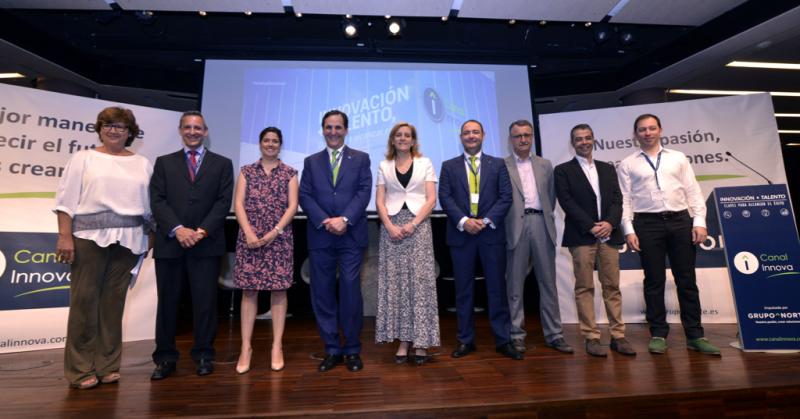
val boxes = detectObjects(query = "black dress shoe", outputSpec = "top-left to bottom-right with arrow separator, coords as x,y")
318,354 -> 343,372
545,338 -> 575,354
394,355 -> 408,364
496,342 -> 524,360
150,361 -> 176,381
414,355 -> 431,365
344,354 -> 363,372
451,342 -> 476,358
196,358 -> 214,376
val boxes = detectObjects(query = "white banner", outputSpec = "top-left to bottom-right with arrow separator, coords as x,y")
539,94 -> 786,325
0,83 -> 180,353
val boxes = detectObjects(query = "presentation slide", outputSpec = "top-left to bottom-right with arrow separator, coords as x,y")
202,60 -> 533,209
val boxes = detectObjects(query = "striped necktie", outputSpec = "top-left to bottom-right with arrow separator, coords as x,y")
188,150 -> 198,182
331,149 -> 341,186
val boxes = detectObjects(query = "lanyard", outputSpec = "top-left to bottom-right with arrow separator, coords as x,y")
642,151 -> 662,190
465,156 -> 480,190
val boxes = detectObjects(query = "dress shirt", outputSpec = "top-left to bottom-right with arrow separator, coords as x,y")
183,144 -> 206,170
576,155 -> 601,218
327,145 -> 345,162
618,146 -> 707,236
514,154 -> 542,210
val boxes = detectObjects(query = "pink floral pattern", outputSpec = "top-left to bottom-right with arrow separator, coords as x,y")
234,160 -> 297,291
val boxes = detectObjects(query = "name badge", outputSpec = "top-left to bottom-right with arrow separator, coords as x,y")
470,193 -> 480,204
651,190 -> 664,201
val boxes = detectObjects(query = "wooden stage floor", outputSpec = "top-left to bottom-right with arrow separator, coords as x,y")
2,313 -> 800,418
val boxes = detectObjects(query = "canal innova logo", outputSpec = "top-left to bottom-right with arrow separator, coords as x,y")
733,251 -> 759,274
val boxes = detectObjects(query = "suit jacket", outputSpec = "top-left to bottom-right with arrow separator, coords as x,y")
504,154 -> 557,250
554,157 -> 623,246
378,156 -> 437,216
438,153 -> 511,247
149,149 -> 234,258
299,145 -> 372,250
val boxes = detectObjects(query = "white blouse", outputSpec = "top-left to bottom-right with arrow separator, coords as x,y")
377,156 -> 437,215
54,149 -> 153,254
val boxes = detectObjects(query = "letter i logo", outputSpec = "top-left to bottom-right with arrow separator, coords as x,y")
733,251 -> 759,274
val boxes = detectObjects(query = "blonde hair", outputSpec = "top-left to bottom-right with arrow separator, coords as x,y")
385,122 -> 421,160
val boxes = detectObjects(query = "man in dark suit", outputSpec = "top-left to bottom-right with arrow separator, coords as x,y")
504,120 -> 573,354
149,111 -> 233,379
554,123 -> 636,357
299,110 -> 372,372
439,119 -> 522,360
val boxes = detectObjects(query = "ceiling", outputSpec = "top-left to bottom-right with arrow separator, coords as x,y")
1,0 -> 800,145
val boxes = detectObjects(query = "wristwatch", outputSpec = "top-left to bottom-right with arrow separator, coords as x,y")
274,226 -> 284,235
342,216 -> 349,224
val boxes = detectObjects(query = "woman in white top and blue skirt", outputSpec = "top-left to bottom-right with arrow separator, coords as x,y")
375,122 -> 440,365
54,106 -> 153,389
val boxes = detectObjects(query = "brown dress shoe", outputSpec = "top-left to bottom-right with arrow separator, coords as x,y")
585,339 -> 608,357
610,338 -> 637,356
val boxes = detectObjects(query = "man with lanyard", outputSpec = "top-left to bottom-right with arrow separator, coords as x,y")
618,113 -> 720,356
439,119 -> 522,360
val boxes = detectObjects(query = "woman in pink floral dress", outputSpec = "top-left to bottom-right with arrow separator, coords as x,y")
233,127 -> 298,373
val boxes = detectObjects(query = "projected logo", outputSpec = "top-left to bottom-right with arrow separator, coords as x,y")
0,232 -> 71,311
733,251 -> 759,274
423,88 -> 445,122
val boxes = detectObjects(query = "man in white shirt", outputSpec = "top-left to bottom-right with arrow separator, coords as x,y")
554,124 -> 635,357
617,113 -> 720,356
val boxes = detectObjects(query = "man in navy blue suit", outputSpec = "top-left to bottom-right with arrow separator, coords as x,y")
439,119 -> 523,360
299,110 -> 372,372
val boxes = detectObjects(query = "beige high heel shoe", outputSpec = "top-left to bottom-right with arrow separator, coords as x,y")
236,348 -> 253,374
270,345 -> 284,372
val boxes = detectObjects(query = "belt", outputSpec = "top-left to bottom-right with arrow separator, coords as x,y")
524,208 -> 543,215
634,209 -> 689,220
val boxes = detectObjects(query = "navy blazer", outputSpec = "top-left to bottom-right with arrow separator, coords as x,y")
554,157 -> 623,247
298,145 -> 372,250
438,153 -> 512,246
149,149 -> 234,258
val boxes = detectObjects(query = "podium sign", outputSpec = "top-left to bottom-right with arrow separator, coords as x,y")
714,184 -> 800,350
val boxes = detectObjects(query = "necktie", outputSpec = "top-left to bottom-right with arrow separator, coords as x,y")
468,155 -> 479,216
331,149 -> 340,186
188,150 -> 198,182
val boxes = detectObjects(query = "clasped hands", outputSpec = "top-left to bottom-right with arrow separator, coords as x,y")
176,227 -> 207,248
463,217 -> 487,235
322,216 -> 348,236
243,228 -> 279,249
590,221 -> 613,240
385,222 -> 416,241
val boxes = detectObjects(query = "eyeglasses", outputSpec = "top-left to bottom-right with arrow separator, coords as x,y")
102,124 -> 129,132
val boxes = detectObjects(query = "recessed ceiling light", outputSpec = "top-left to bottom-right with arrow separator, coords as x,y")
727,61 -> 800,70
0,72 -> 25,79
295,12 -> 302,18
244,10 -> 252,16
198,10 -> 207,16
441,16 -> 448,22
668,89 -> 800,97
509,19 -> 516,25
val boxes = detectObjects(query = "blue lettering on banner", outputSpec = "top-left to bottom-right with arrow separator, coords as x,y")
0,232 -> 70,310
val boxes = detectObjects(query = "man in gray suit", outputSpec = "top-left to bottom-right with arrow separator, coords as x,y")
504,119 -> 573,354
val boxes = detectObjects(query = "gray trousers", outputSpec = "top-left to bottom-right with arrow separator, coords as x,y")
505,213 -> 563,342
64,237 -> 138,385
